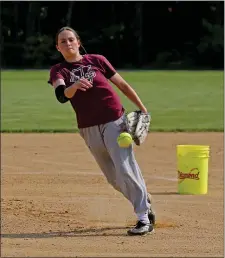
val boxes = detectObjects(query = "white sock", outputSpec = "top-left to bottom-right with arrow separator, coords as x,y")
136,211 -> 150,224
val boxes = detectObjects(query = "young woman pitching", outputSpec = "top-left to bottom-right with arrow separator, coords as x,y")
48,27 -> 155,236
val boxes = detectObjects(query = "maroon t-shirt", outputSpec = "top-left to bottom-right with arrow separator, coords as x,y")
48,54 -> 124,128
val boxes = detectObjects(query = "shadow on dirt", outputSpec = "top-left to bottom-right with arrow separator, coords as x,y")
1,226 -> 132,238
2,221 -> 177,239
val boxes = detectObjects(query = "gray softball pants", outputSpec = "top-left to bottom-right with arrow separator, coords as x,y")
79,115 -> 150,214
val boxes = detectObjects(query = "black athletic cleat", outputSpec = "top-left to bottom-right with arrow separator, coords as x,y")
147,193 -> 156,225
127,221 -> 155,236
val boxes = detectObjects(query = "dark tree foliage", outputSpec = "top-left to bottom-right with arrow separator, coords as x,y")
1,1 -> 224,69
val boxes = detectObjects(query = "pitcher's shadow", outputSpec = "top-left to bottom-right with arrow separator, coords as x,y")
1,226 -> 131,239
2,192 -> 179,239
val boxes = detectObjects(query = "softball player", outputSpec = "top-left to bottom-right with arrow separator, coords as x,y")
48,27 -> 156,236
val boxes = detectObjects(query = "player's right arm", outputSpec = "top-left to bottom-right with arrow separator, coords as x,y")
64,78 -> 93,98
49,66 -> 93,103
52,78 -> 69,103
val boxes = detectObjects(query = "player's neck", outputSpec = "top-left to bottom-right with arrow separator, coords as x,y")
65,53 -> 83,63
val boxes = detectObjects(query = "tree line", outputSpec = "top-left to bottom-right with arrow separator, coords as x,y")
1,1 -> 224,69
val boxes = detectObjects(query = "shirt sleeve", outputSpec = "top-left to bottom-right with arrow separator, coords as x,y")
97,55 -> 117,79
48,65 -> 65,86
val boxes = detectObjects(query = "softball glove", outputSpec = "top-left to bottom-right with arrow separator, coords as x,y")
126,110 -> 151,146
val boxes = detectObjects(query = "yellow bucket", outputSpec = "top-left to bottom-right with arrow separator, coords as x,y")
177,145 -> 210,195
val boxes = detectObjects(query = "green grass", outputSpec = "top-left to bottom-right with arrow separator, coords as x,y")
1,70 -> 224,132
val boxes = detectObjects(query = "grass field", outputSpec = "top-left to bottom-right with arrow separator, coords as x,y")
1,70 -> 224,132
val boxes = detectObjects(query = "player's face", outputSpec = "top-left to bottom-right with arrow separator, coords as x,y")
56,30 -> 80,58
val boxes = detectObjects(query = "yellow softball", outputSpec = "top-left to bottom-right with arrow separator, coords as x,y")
117,132 -> 133,148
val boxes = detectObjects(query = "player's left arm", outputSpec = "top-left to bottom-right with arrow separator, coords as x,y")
110,73 -> 151,145
98,55 -> 148,113
110,73 -> 148,113
99,55 -> 151,145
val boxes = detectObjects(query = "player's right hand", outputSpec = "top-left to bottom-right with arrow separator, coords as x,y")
76,78 -> 93,91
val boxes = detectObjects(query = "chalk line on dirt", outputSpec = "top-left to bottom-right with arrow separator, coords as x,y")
2,164 -> 178,182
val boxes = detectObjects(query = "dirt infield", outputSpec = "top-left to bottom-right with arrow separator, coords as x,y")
1,132 -> 224,257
